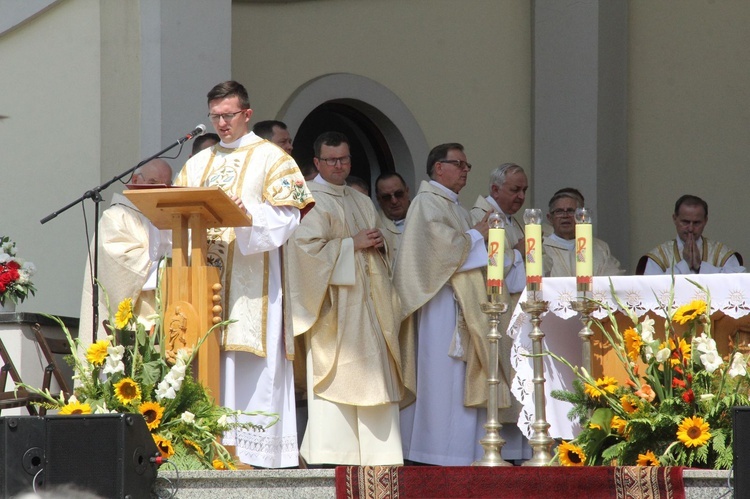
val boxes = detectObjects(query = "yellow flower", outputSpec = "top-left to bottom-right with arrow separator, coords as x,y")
589,422 -> 602,430
58,400 -> 92,415
611,416 -> 627,435
558,440 -> 586,466
153,434 -> 175,458
183,439 -> 205,457
637,451 -> 660,466
115,298 -> 134,329
139,401 -> 165,430
584,376 -> 618,401
621,395 -> 638,414
584,383 -> 604,400
673,300 -> 707,325
623,328 -> 643,361
677,416 -> 711,448
114,378 -> 142,405
86,340 -> 110,366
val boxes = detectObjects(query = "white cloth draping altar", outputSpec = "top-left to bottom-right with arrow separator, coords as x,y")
508,274 -> 750,440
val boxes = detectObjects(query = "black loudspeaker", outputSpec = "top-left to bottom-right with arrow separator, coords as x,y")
734,407 -> 750,499
0,416 -> 46,497
44,413 -> 160,499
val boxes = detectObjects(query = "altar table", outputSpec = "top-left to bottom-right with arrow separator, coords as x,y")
508,274 -> 750,440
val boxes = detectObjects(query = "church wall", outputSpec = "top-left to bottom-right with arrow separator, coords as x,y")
0,0 -> 102,316
628,1 -> 750,270
230,0 -> 533,208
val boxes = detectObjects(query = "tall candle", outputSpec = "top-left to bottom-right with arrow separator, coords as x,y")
575,208 -> 593,294
523,209 -> 543,299
486,213 -> 505,299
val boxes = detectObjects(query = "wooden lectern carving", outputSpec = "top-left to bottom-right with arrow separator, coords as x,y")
124,187 -> 252,402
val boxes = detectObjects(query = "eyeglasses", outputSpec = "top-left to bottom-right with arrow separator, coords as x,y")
207,110 -> 246,122
551,208 -> 577,218
318,155 -> 352,166
439,159 -> 472,171
378,190 -> 406,202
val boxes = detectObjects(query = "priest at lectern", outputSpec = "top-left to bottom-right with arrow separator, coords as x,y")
174,81 -> 314,468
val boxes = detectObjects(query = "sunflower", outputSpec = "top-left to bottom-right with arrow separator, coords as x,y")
636,451 -> 660,466
59,400 -> 92,415
153,434 -> 175,458
183,438 -> 205,457
212,459 -> 236,470
139,401 -> 165,430
623,328 -> 643,361
673,300 -> 707,325
676,415 -> 711,448
620,395 -> 638,414
558,441 -> 586,466
610,416 -> 627,435
86,340 -> 110,366
584,383 -> 604,400
114,378 -> 142,405
114,298 -> 134,329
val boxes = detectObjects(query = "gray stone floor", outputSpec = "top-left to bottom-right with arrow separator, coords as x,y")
155,468 -> 733,498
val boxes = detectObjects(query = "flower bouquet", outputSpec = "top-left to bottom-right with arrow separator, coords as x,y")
551,280 -> 750,468
0,235 -> 36,306
22,298 -> 278,470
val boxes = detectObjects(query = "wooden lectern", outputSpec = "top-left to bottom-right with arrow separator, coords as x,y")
124,187 -> 252,403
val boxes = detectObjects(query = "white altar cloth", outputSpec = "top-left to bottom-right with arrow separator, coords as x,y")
508,273 -> 750,440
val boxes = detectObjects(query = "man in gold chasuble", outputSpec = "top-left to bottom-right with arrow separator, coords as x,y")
284,132 -> 407,466
174,81 -> 314,468
394,142 -> 513,466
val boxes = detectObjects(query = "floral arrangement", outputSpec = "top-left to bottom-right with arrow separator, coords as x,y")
0,235 -> 36,306
551,280 -> 750,469
23,298 -> 278,470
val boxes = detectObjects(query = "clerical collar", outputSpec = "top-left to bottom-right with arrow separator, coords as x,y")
429,180 -> 459,203
484,196 -> 514,226
220,131 -> 261,149
313,174 -> 346,193
548,233 -> 576,249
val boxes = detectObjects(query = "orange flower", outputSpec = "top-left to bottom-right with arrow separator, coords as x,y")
621,395 -> 638,414
623,328 -> 643,361
634,384 -> 656,403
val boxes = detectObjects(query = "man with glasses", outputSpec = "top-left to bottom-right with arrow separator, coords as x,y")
543,191 -> 623,277
375,172 -> 410,264
174,80 -> 314,469
393,142 -> 513,466
638,194 -> 744,275
284,131 -> 405,466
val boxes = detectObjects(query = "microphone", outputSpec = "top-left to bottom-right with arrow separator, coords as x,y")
177,124 -> 207,144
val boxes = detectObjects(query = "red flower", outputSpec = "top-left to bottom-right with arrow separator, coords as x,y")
682,389 -> 695,404
672,377 -> 686,389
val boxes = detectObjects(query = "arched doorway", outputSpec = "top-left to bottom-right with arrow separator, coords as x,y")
278,73 -> 429,197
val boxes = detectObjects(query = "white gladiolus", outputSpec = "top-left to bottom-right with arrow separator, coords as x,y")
217,415 -> 229,428
181,411 -> 195,424
640,317 -> 655,343
656,347 -> 671,363
700,393 -> 715,402
700,350 -> 723,374
693,333 -> 717,354
728,352 -> 747,378
102,357 -> 125,376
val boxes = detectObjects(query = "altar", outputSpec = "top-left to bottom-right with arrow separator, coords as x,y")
508,273 -> 750,440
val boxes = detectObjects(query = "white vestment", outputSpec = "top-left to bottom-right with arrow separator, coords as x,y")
175,132 -> 313,468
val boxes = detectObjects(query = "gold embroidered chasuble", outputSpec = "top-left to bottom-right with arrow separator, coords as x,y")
645,238 -> 740,272
395,181 -> 512,410
543,235 -> 624,277
174,137 -> 313,357
79,193 -> 159,342
284,181 -> 406,406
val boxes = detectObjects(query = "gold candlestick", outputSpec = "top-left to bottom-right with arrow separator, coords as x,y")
520,298 -> 554,467
473,300 -> 512,467
571,298 -> 598,378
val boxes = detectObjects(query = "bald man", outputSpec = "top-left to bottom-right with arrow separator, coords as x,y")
79,158 -> 174,340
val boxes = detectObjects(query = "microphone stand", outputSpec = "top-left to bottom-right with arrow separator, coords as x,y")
41,132 -> 199,344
